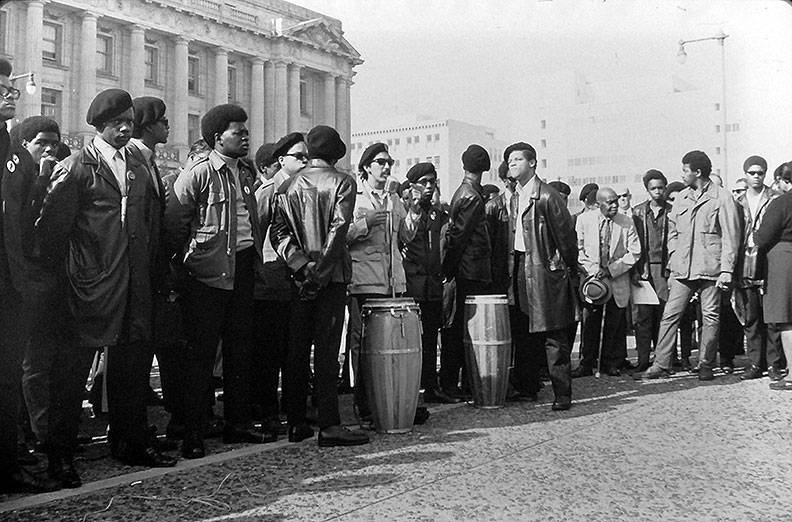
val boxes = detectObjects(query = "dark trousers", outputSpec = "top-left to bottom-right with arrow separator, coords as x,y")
182,247 -> 255,436
439,278 -> 490,392
285,283 -> 347,429
418,300 -> 443,391
347,293 -> 388,416
151,293 -> 187,425
251,298 -> 291,420
742,287 -> 782,370
47,344 -> 94,459
0,284 -> 26,475
678,298 -> 699,361
634,301 -> 666,367
720,291 -> 743,365
580,297 -> 627,370
106,340 -> 153,452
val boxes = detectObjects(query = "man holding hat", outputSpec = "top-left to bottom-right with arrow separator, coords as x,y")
37,88 -> 175,485
271,125 -> 369,447
735,155 -> 783,381
573,187 -> 641,377
166,104 -> 272,458
250,132 -> 306,433
440,144 -> 493,399
399,162 -> 456,403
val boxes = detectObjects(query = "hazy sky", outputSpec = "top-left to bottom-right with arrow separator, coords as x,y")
293,0 -> 792,143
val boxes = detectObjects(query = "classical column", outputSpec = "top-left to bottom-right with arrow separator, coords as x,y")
287,63 -> 301,132
263,60 -> 275,141
78,12 -> 98,132
335,76 -> 352,170
273,61 -> 288,138
323,72 -> 336,127
249,57 -> 265,150
172,36 -> 189,149
23,1 -> 45,118
214,48 -> 228,106
127,24 -> 145,95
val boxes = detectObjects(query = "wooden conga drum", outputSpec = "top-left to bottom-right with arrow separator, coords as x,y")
463,295 -> 512,409
361,298 -> 422,433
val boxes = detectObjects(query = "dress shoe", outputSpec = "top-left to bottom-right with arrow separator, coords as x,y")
607,367 -> 621,377
148,428 -> 178,452
571,365 -> 593,378
698,366 -> 715,381
721,365 -> 734,375
288,423 -> 314,443
181,433 -> 205,459
414,406 -> 430,425
621,360 -> 636,371
206,417 -> 225,439
318,425 -> 370,447
634,362 -> 651,373
768,378 -> 792,391
637,367 -> 671,380
0,467 -> 60,494
263,416 -> 288,436
48,456 -> 82,489
223,424 -> 277,444
768,367 -> 785,382
740,365 -> 764,380
551,397 -> 572,411
166,422 -> 185,440
423,388 -> 462,404
690,365 -> 700,374
115,444 -> 177,467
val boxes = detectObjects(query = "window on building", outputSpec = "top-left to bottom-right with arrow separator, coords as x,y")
434,156 -> 440,166
425,156 -> 432,162
715,146 -> 721,155
299,79 -> 308,115
406,136 -> 412,144
414,135 -> 419,143
356,142 -> 362,149
732,122 -> 740,131
96,33 -> 113,74
714,103 -> 720,111
42,21 -> 62,64
0,11 -> 6,54
406,158 -> 413,166
540,119 -> 546,129
394,159 -> 400,167
715,124 -> 720,133
188,114 -> 201,145
426,134 -> 432,142
541,159 -> 547,168
40,88 -> 62,123
188,54 -> 200,95
228,65 -> 237,102
541,139 -> 547,148
144,44 -> 159,84
394,138 -> 400,146
414,157 -> 419,164
434,133 -> 440,141
387,139 -> 392,146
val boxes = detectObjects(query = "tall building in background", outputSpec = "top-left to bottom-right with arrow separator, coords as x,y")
0,0 -> 361,172
351,118 -> 509,203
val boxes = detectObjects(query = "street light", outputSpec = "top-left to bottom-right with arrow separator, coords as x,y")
9,72 -> 37,95
676,30 -> 729,178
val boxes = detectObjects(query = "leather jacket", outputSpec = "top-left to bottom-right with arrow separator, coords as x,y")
631,200 -> 671,281
441,176 -> 492,283
399,203 -> 447,301
271,160 -> 356,297
485,192 -> 511,294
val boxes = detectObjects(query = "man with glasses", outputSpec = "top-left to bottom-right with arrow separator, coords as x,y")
732,178 -> 748,201
618,187 -> 633,216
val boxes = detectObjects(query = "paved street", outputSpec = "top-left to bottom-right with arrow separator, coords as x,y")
2,357 -> 791,522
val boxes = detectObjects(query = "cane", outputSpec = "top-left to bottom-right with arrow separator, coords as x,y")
595,304 -> 606,379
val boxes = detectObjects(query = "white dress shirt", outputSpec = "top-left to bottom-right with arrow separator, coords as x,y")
513,175 -> 535,253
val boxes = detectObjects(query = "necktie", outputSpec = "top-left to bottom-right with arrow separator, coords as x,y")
149,156 -> 161,197
510,191 -> 519,229
599,218 -> 611,269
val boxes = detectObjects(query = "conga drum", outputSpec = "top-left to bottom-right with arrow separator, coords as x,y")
463,295 -> 512,409
361,298 -> 422,434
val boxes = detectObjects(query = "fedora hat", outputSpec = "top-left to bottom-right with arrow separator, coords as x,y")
579,275 -> 612,306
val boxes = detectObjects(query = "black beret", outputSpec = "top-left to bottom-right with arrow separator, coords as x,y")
272,132 -> 305,160
548,180 -> 571,196
579,182 -> 599,202
86,88 -> 133,127
255,142 -> 278,169
201,104 -> 247,147
743,155 -> 767,173
666,181 -> 686,195
358,142 -> 388,172
0,58 -> 11,77
406,162 -> 437,183
306,125 -> 346,163
399,179 -> 411,195
497,160 -> 509,180
462,144 -> 490,173
131,96 -> 166,138
10,116 -> 60,144
482,184 -> 500,197
503,142 -> 536,163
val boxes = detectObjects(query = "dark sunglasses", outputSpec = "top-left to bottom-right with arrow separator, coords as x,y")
284,152 -> 308,161
372,158 -> 394,167
0,85 -> 21,100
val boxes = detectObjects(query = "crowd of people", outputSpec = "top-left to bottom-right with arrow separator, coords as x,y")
1,55 -> 791,495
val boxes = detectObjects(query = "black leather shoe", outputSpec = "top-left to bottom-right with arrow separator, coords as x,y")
223,424 -> 276,444
423,388 -> 462,404
116,444 -> 177,467
318,425 -> 370,447
721,365 -> 734,375
571,365 -> 593,378
698,366 -> 715,381
414,406 -> 430,425
768,367 -> 785,382
48,456 -> 82,489
551,397 -> 572,411
681,359 -> 692,371
607,367 -> 621,377
166,422 -> 185,440
288,423 -> 314,443
740,365 -> 764,380
181,433 -> 205,459
637,367 -> 671,380
206,417 -> 225,439
634,362 -> 651,373
0,467 -> 60,494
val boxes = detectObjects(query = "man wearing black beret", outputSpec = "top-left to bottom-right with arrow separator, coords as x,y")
37,88 -> 176,485
549,180 -> 571,205
440,144 -> 493,399
166,104 -> 273,457
271,125 -> 369,447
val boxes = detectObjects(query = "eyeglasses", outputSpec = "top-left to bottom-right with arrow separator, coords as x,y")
372,158 -> 394,167
284,152 -> 308,161
0,85 -> 21,100
745,170 -> 765,176
732,188 -> 747,194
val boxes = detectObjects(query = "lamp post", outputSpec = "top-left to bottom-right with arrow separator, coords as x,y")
9,72 -> 37,96
677,30 -> 729,179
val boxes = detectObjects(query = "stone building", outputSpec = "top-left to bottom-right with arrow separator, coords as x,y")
0,0 -> 362,171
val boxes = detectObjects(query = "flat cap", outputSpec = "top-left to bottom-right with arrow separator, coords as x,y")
131,96 -> 166,138
579,182 -> 599,202
358,142 -> 388,172
548,180 -> 571,196
201,104 -> 247,147
272,132 -> 305,160
0,58 -> 11,77
462,144 -> 490,173
86,88 -> 133,127
406,162 -> 437,183
306,125 -> 346,163
255,142 -> 278,169
743,155 -> 768,173
10,116 -> 60,144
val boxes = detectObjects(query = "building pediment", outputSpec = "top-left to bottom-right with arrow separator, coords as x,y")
282,18 -> 362,64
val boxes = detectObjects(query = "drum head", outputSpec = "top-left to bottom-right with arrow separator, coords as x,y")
361,297 -> 419,311
464,294 -> 508,305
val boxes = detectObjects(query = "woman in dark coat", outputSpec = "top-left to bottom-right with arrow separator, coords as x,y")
754,162 -> 792,390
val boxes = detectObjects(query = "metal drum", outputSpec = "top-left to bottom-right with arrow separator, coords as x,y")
361,298 -> 423,434
463,294 -> 512,409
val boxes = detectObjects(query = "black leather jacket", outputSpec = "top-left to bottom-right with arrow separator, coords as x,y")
441,176 -> 491,283
271,160 -> 356,297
